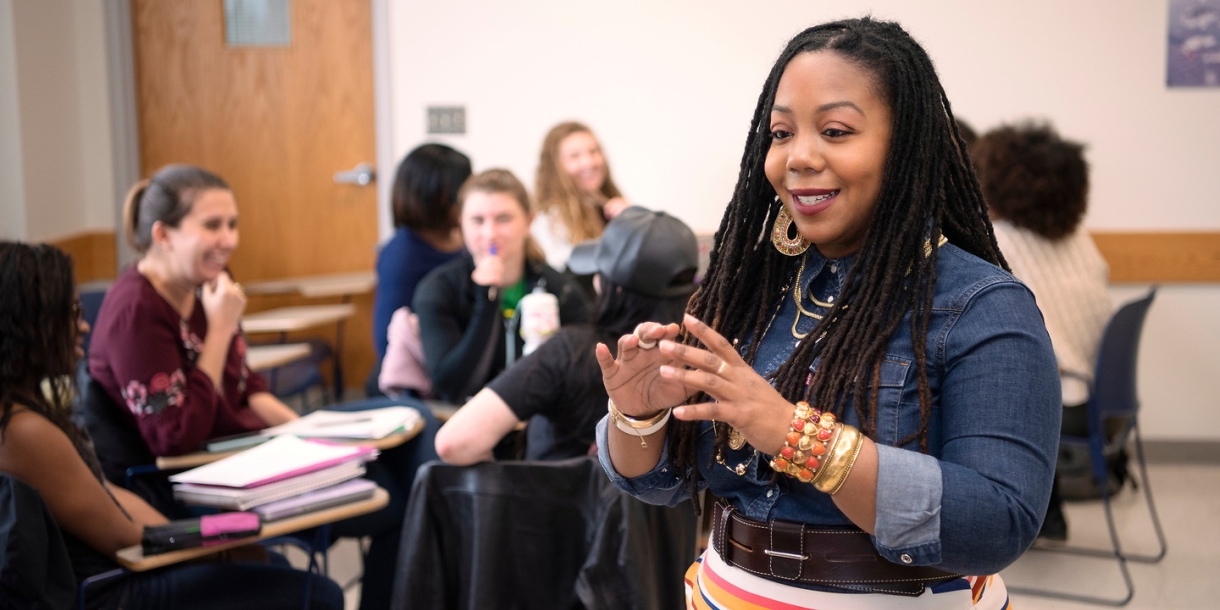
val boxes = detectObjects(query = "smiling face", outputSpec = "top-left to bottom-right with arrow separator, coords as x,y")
557,131 -> 608,194
160,188 -> 239,286
765,51 -> 892,259
460,189 -> 532,265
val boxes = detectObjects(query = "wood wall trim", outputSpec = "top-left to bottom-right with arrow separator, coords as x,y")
46,230 -> 117,284
1090,231 -> 1220,283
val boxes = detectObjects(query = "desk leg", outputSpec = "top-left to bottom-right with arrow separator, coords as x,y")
333,320 -> 346,401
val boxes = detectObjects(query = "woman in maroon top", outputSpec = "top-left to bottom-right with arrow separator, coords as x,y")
89,164 -> 434,610
89,167 -> 295,454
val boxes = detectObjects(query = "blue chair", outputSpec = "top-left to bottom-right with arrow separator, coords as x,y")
1010,288 -> 1166,606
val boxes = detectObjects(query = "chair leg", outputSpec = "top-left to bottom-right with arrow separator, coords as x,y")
1123,426 -> 1167,563
1008,489 -> 1136,606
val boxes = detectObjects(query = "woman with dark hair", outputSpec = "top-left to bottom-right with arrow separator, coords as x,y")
595,19 -> 1059,607
0,241 -> 343,609
973,121 -> 1112,541
435,207 -> 697,464
88,164 -> 440,610
373,143 -> 472,360
413,169 -> 589,405
532,122 -> 632,269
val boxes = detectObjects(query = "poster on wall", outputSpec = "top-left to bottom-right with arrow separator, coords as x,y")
1168,0 -> 1220,87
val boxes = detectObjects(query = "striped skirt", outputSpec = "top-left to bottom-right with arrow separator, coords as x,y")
686,545 -> 1011,610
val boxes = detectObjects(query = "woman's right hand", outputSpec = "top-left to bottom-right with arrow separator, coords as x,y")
201,271 -> 246,335
595,321 -> 693,416
471,249 -> 506,288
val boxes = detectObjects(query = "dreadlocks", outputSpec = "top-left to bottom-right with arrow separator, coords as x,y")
673,18 -> 1006,501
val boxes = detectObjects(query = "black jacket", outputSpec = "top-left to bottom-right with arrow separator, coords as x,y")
413,254 -> 589,403
392,456 -> 695,609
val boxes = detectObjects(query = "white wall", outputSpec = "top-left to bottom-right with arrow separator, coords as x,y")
7,0 -> 114,243
387,0 -> 1220,440
0,0 -> 26,240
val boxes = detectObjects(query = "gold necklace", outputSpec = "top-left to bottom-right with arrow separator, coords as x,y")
791,257 -> 840,339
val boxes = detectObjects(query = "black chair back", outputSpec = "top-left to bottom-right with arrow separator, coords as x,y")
0,474 -> 76,609
76,378 -> 185,518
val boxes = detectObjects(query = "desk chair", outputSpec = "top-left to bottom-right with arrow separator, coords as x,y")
1009,288 -> 1166,606
257,337 -> 334,411
392,456 -> 695,610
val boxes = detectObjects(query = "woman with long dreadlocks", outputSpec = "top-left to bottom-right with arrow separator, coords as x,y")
594,18 -> 1059,608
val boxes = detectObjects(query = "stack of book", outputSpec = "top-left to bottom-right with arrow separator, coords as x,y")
170,435 -> 378,515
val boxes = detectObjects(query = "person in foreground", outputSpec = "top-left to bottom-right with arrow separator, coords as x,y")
973,121 -> 1113,541
595,18 -> 1060,608
88,164 -> 439,610
0,242 -> 343,610
435,206 -> 698,464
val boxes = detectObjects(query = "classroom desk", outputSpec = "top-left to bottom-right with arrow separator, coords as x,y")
241,304 -> 356,334
114,487 -> 389,571
243,271 -> 377,300
154,417 -> 425,470
242,304 -> 356,397
246,343 -> 312,372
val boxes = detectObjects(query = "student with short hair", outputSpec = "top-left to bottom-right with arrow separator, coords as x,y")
435,207 -> 698,464
413,169 -> 590,405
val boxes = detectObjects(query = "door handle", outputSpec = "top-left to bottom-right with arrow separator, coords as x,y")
334,162 -> 376,186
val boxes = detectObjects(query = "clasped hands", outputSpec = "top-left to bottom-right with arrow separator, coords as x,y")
595,313 -> 794,454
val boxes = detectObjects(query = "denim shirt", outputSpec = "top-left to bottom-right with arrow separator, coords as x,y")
596,243 -> 1060,576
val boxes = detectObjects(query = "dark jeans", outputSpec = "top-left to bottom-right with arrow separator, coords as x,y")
325,396 -> 441,610
101,551 -> 343,610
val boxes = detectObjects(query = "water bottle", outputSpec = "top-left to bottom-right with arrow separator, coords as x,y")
519,285 -> 560,356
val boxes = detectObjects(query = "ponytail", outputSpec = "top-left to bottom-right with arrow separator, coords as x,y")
122,179 -> 152,253
121,165 -> 230,256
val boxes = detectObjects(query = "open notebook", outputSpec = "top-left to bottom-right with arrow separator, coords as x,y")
259,405 -> 421,440
170,434 -> 377,488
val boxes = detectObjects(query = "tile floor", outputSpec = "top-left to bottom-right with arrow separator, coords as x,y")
294,460 -> 1217,609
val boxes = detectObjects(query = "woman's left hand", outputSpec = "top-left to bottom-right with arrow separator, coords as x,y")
659,314 -> 795,455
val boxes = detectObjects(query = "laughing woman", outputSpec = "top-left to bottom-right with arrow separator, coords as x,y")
595,18 -> 1059,608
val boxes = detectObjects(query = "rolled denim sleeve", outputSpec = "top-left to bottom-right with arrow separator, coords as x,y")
873,445 -> 943,564
933,280 -> 1061,575
595,416 -> 690,507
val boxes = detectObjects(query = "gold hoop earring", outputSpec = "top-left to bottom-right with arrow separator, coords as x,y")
771,204 -> 810,256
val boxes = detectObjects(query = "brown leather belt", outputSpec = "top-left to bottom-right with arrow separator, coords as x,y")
712,500 -> 960,596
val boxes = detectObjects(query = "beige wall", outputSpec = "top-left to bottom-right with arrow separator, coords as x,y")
387,0 -> 1220,441
3,0 -> 1217,440
0,0 -> 26,239
4,0 -> 114,243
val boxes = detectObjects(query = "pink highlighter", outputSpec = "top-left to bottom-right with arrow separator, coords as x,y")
141,512 -> 262,555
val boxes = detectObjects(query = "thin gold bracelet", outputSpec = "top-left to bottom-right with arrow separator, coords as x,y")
608,398 -> 670,429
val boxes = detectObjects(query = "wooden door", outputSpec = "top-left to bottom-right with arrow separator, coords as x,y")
132,0 -> 379,391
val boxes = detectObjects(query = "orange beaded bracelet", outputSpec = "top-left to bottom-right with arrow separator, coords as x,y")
768,401 -> 836,483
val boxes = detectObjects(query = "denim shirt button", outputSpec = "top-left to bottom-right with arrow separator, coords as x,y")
766,489 -> 774,498
899,554 -> 913,564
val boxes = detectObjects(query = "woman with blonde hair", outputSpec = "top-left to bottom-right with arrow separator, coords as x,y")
532,122 -> 632,269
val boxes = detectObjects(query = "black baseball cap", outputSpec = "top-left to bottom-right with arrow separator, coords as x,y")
567,206 -> 699,298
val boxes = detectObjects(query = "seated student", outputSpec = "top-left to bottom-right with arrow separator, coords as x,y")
531,121 -> 634,271
0,241 -> 343,610
435,207 -> 699,464
87,165 -> 439,610
412,169 -> 590,404
973,120 -> 1113,541
372,144 -> 471,363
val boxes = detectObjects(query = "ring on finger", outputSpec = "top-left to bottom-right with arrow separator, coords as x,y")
716,360 -> 727,375
637,338 -> 657,350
